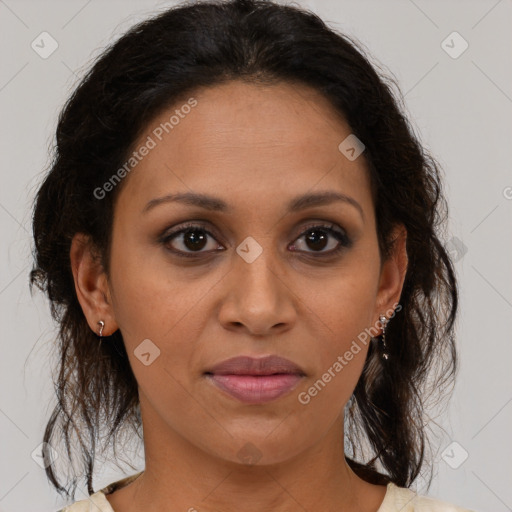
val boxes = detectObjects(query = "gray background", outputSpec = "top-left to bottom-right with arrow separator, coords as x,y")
1,0 -> 511,511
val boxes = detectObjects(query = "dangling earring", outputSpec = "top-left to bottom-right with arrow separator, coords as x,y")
379,315 -> 389,360
97,320 -> 105,345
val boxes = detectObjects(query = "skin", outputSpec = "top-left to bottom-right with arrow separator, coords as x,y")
70,80 -> 408,512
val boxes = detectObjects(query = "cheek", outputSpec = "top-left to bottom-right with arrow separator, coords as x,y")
107,237 -> 211,397
295,289 -> 373,424
108,231 -> 199,343
300,257 -> 378,343
294,257 -> 379,405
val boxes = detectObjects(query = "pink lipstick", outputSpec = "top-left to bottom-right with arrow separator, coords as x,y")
204,355 -> 305,404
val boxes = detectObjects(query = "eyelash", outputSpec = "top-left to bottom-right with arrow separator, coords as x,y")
159,221 -> 352,259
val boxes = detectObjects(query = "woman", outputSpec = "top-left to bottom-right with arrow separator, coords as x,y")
30,0 -> 473,510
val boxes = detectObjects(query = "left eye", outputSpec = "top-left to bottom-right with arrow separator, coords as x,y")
290,224 -> 351,254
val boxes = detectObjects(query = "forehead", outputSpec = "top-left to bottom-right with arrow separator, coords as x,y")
117,80 -> 373,217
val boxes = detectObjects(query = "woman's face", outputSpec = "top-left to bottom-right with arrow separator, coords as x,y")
83,80 -> 406,466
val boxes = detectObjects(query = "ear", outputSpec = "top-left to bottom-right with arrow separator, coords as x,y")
374,224 -> 408,320
69,233 -> 118,336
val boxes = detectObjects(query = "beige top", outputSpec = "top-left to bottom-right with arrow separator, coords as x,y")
58,472 -> 474,512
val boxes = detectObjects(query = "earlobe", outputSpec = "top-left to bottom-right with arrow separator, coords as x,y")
69,233 -> 119,336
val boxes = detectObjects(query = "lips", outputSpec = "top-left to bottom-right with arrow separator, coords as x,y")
204,355 -> 305,404
205,355 -> 305,376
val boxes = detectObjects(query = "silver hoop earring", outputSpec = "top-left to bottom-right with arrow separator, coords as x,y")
379,315 -> 389,360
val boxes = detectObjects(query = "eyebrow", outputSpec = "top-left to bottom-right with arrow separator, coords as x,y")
143,190 -> 364,220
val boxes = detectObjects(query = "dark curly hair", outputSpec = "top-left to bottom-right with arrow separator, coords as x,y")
30,0 -> 458,500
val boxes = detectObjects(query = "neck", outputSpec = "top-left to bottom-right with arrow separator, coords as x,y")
110,395 -> 387,512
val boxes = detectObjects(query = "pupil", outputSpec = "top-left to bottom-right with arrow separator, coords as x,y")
306,229 -> 327,251
184,229 -> 207,251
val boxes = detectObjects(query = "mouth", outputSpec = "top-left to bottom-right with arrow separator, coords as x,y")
204,355 -> 305,404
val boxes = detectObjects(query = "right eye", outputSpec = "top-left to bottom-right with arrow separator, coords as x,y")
161,223 -> 224,257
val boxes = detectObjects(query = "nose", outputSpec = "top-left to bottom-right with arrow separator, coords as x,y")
218,246 -> 297,337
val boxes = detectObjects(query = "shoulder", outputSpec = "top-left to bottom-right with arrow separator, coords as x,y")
55,491 -> 113,512
380,483 -> 476,512
54,472 -> 143,512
